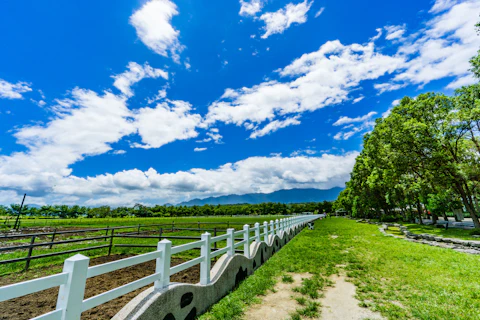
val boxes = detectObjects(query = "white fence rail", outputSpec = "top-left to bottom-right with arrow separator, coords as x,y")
0,215 -> 320,320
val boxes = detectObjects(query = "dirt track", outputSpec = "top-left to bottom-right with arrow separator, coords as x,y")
0,254 -> 200,320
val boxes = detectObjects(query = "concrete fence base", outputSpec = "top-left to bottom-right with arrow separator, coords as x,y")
113,224 -> 304,320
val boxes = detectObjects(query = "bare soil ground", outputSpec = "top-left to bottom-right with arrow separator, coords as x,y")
243,273 -> 311,320
320,274 -> 383,320
243,271 -> 384,320
0,254 -> 200,320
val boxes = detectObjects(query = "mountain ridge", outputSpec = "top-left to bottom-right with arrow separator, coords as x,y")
177,187 -> 343,206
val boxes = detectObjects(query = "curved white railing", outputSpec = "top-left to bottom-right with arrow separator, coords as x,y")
0,214 -> 320,320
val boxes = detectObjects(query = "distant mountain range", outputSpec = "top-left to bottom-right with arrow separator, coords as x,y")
177,187 -> 343,206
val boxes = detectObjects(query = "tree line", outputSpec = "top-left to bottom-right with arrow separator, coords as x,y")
1,201 -> 333,219
334,22 -> 480,227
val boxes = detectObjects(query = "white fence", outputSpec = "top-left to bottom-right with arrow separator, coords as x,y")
0,215 -> 320,320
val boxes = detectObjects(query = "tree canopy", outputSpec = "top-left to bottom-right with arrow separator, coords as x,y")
335,26 -> 480,226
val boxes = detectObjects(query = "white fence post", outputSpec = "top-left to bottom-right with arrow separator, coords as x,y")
155,239 -> 171,289
269,220 -> 274,236
227,228 -> 235,256
275,219 -> 279,235
281,218 -> 285,231
243,224 -> 250,259
254,222 -> 260,242
263,222 -> 269,243
200,232 -> 211,285
56,254 -> 89,320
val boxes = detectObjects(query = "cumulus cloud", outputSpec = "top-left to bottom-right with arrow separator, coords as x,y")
205,40 -> 403,136
132,100 -> 202,149
0,79 -> 32,99
393,0 -> 480,89
259,1 -> 313,39
0,62 -> 202,197
130,0 -> 184,62
112,62 -> 168,97
12,153 -> 357,206
0,88 -> 135,193
239,0 -> 264,16
194,147 -> 207,152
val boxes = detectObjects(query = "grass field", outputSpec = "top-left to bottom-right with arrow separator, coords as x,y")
400,222 -> 479,240
0,216 -> 284,276
201,218 -> 480,320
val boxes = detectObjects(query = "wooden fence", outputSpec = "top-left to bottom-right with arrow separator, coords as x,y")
0,222 -> 254,270
0,215 -> 321,320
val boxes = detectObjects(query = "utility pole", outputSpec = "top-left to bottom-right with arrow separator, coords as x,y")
13,194 -> 26,230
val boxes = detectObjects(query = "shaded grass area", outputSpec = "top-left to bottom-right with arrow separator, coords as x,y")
201,218 -> 480,320
401,222 -> 479,240
1,216 -> 280,276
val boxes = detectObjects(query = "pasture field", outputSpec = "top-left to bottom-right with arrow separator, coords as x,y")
0,215 -> 285,276
202,218 -> 480,320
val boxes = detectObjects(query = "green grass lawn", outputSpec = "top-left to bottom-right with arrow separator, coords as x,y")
5,215 -> 286,228
201,218 -> 480,320
401,222 -> 479,240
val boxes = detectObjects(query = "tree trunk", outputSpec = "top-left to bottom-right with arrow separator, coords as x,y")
442,211 -> 449,221
431,212 -> 438,224
400,207 -> 406,221
416,200 -> 423,224
455,183 -> 480,229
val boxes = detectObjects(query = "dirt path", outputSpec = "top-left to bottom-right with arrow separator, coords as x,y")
320,274 -> 383,320
243,273 -> 311,320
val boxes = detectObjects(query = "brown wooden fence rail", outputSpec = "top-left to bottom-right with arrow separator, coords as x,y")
0,222 -> 250,270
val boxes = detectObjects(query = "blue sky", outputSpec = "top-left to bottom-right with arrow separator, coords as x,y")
0,0 -> 478,206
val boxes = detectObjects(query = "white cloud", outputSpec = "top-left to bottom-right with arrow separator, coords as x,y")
0,88 -> 135,193
290,149 -> 317,156
374,82 -> 407,94
333,111 -> 377,126
384,24 -> 406,40
112,150 -> 127,155
147,88 -> 168,104
352,96 -> 364,104
393,0 -> 480,88
205,40 -> 403,137
130,0 -> 184,62
446,73 -> 476,89
194,147 -> 207,152
370,28 -> 383,41
392,99 -> 401,106
0,62 -> 202,197
382,108 -> 392,118
112,62 -> 168,97
18,152 -> 357,206
333,111 -> 377,140
314,7 -> 325,18
250,116 -> 301,139
132,100 -> 202,149
260,0 -> 313,39
429,0 -> 459,13
239,0 -> 264,17
0,79 -> 32,99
